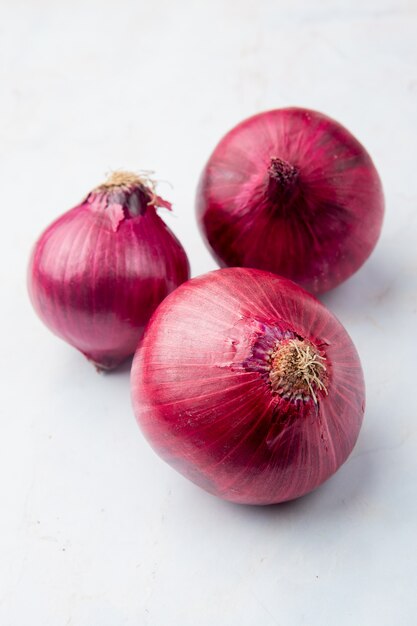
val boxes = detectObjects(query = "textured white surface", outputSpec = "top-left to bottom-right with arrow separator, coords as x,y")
1,0 -> 417,624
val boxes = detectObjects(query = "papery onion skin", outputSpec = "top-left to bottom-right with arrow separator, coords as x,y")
131,268 -> 365,505
28,172 -> 190,370
196,107 -> 384,294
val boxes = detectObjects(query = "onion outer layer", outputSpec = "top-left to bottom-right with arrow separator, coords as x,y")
28,171 -> 190,369
131,267 -> 365,505
197,107 -> 384,294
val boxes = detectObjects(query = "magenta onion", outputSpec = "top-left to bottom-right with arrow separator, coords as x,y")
28,171 -> 190,370
131,267 -> 365,505
197,107 -> 384,294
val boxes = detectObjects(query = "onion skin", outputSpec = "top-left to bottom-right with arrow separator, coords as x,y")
197,107 -> 384,294
131,268 -> 365,505
28,173 -> 190,370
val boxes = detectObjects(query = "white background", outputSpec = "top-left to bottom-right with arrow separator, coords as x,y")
1,1 -> 416,624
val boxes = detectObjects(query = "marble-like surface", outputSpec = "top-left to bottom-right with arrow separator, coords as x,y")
1,1 -> 416,624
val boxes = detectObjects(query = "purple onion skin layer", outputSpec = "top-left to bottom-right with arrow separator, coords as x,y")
28,174 -> 190,370
131,268 -> 365,505
197,107 -> 384,295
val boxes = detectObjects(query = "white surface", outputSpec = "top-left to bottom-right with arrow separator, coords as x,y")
1,0 -> 416,624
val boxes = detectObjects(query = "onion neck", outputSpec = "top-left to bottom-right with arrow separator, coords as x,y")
97,171 -> 146,191
93,170 -> 157,218
269,338 -> 327,404
266,157 -> 299,205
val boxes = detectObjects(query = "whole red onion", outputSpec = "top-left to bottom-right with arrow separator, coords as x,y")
197,107 -> 384,294
28,172 -> 190,370
131,268 -> 365,505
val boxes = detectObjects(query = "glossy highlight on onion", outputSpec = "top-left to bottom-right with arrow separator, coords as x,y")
28,171 -> 190,370
197,107 -> 384,294
131,268 -> 365,505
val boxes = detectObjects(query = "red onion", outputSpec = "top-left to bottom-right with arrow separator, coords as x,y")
28,172 -> 190,370
197,107 -> 384,294
131,268 -> 365,505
